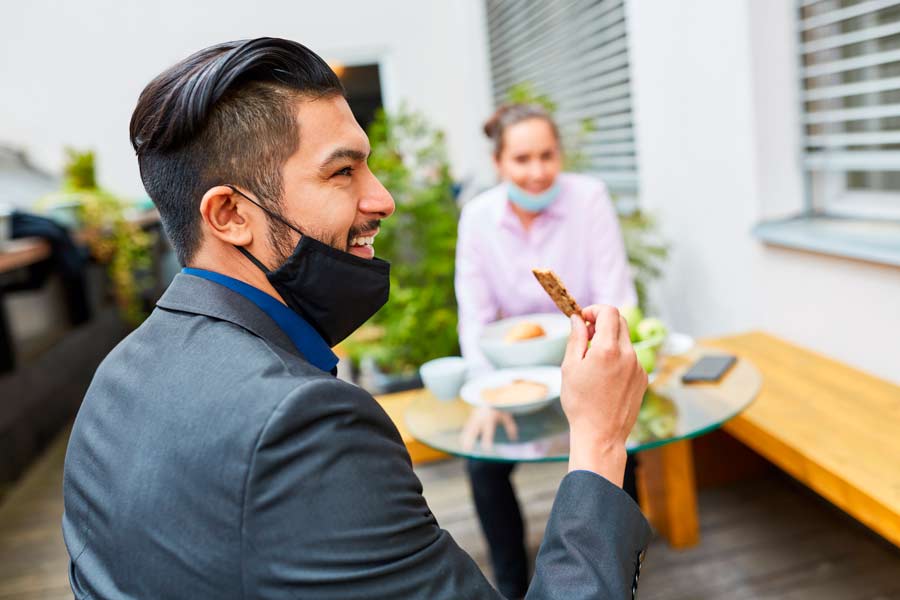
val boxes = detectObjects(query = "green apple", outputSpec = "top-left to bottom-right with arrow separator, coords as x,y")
637,317 -> 668,344
620,305 -> 643,342
634,345 -> 656,374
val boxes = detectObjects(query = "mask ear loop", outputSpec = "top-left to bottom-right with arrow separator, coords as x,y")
235,245 -> 270,273
223,184 -> 304,273
223,184 -> 305,236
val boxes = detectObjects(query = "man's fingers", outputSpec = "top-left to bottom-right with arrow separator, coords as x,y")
581,304 -> 619,325
583,306 -> 622,361
617,314 -> 634,355
564,314 -> 589,364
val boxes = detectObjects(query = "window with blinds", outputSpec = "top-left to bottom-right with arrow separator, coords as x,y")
484,0 -> 637,198
801,0 -> 900,218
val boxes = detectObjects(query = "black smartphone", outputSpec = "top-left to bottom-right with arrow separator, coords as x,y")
681,355 -> 737,384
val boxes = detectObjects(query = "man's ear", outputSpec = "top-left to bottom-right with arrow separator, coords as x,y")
199,185 -> 254,247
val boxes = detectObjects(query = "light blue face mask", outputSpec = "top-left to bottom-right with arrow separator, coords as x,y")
507,180 -> 561,213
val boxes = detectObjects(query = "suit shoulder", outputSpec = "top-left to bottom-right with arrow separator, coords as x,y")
86,308 -> 328,422
268,376 -> 386,424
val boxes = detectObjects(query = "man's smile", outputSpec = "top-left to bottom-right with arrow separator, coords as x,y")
348,228 -> 379,259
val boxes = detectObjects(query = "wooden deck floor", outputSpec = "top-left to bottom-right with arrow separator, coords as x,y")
2,430 -> 899,599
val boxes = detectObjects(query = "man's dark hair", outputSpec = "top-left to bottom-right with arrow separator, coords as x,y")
130,37 -> 344,265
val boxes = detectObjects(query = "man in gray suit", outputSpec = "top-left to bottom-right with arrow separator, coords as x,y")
63,38 -> 651,599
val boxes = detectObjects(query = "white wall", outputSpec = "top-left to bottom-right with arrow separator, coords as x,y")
0,0 -> 496,197
627,0 -> 900,383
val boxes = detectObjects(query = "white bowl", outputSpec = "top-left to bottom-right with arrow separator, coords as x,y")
460,366 -> 562,415
419,356 -> 467,400
478,313 -> 570,369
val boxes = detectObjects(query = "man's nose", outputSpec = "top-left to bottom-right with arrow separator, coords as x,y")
360,171 -> 395,218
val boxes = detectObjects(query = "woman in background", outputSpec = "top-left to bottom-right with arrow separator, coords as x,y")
454,103 -> 638,599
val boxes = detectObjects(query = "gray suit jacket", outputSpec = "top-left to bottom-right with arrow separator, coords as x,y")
63,273 -> 652,599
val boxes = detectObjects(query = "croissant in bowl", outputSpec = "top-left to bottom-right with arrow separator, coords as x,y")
503,322 -> 546,343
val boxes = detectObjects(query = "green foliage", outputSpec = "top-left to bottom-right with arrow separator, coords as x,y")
619,210 -> 668,312
63,149 -> 97,190
42,149 -> 154,325
506,82 -> 557,112
343,107 -> 460,374
504,83 -> 668,312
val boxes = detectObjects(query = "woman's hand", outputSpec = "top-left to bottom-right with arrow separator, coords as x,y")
460,406 -> 519,451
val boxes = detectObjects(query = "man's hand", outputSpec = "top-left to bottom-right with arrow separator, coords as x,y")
460,406 -> 519,451
560,305 -> 647,487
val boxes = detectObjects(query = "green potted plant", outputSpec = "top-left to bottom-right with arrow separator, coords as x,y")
40,148 -> 154,325
343,106 -> 460,391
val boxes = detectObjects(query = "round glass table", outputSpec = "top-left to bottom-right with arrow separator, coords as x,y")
404,348 -> 762,462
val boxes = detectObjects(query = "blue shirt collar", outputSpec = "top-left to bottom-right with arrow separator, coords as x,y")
182,268 -> 338,375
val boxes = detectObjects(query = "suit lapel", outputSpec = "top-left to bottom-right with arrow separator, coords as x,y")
156,273 -> 301,358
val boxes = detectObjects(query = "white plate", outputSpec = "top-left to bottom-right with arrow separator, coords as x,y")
461,366 -> 562,415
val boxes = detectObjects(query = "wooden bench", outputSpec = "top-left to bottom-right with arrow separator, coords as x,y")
0,237 -> 52,274
708,331 -> 900,548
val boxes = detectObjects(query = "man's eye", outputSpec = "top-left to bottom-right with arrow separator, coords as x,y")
333,166 -> 354,177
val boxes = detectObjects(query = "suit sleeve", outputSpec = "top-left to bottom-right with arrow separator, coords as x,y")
527,471 -> 652,599
242,377 -> 651,599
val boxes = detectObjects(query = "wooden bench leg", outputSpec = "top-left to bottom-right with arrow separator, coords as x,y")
636,439 -> 700,549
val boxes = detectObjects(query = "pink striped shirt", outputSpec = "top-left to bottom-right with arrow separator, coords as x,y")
455,173 -> 637,372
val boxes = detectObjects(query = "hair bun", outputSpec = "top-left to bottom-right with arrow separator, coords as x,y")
483,104 -> 512,139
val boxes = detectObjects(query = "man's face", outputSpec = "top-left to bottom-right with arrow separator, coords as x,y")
268,95 -> 395,262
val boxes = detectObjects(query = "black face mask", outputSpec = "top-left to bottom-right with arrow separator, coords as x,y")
227,185 -> 390,347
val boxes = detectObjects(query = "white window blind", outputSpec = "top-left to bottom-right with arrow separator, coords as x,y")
484,0 -> 638,197
801,0 -> 900,218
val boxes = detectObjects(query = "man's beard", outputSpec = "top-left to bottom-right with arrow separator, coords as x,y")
267,217 -> 382,266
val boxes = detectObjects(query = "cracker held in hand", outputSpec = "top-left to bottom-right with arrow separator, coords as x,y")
532,268 -> 582,318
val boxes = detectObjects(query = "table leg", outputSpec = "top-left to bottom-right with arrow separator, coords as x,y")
636,439 -> 699,548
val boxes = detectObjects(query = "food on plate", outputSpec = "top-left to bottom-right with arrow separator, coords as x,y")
531,268 -> 582,317
481,379 -> 549,407
503,321 -> 546,343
